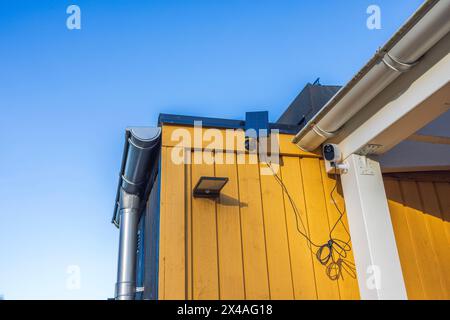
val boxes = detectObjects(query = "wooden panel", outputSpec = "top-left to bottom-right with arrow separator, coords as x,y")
385,176 -> 450,300
236,154 -> 271,299
279,156 -> 317,299
319,161 -> 360,300
158,124 -> 450,301
399,181 -> 446,299
158,128 -> 361,300
300,158 -> 340,300
215,151 -> 245,299
435,182 -> 450,245
185,150 -> 193,300
259,160 -> 294,299
158,146 -> 186,299
417,182 -> 450,298
384,179 -> 425,299
191,150 -> 219,299
434,182 -> 450,295
158,149 -> 167,300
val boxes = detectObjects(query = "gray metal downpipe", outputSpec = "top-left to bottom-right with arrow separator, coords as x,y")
112,127 -> 161,300
115,190 -> 141,300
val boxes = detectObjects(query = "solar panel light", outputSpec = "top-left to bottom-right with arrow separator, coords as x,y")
193,177 -> 228,198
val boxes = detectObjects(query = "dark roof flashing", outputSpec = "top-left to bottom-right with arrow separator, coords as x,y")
158,112 -> 302,135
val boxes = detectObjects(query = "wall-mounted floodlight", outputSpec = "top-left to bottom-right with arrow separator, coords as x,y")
193,177 -> 228,198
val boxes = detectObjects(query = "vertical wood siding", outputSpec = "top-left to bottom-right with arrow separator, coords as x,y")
384,176 -> 450,300
158,125 -> 360,300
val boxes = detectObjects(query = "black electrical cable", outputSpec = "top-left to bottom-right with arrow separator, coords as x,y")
263,160 -> 321,250
328,167 -> 352,243
263,160 -> 356,280
323,168 -> 356,280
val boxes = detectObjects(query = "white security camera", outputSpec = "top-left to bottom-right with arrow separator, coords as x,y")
322,144 -> 349,173
323,144 -> 342,163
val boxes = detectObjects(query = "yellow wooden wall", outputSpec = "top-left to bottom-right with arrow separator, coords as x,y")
158,124 -> 360,300
384,174 -> 450,300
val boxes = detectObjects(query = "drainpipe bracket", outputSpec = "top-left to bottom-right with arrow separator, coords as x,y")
119,189 -> 141,210
311,124 -> 336,139
382,52 -> 420,73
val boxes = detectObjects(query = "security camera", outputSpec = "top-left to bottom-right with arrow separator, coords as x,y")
322,144 -> 348,173
245,137 -> 258,152
323,144 -> 341,162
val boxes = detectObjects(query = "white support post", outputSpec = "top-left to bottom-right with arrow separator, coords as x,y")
340,154 -> 407,300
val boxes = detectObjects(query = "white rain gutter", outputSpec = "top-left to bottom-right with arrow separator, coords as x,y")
292,0 -> 450,151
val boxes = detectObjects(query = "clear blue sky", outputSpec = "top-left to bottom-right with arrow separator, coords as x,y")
0,0 -> 423,299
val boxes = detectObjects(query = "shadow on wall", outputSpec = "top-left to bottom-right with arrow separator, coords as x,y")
219,194 -> 248,208
384,171 -> 450,222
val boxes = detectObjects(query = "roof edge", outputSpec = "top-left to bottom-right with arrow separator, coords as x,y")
158,113 -> 302,135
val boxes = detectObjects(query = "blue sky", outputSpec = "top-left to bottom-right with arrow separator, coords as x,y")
0,0 -> 423,299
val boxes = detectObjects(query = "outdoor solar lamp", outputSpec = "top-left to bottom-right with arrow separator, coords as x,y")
193,177 -> 229,198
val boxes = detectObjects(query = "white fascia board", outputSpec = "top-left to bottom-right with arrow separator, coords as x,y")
339,52 -> 450,160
